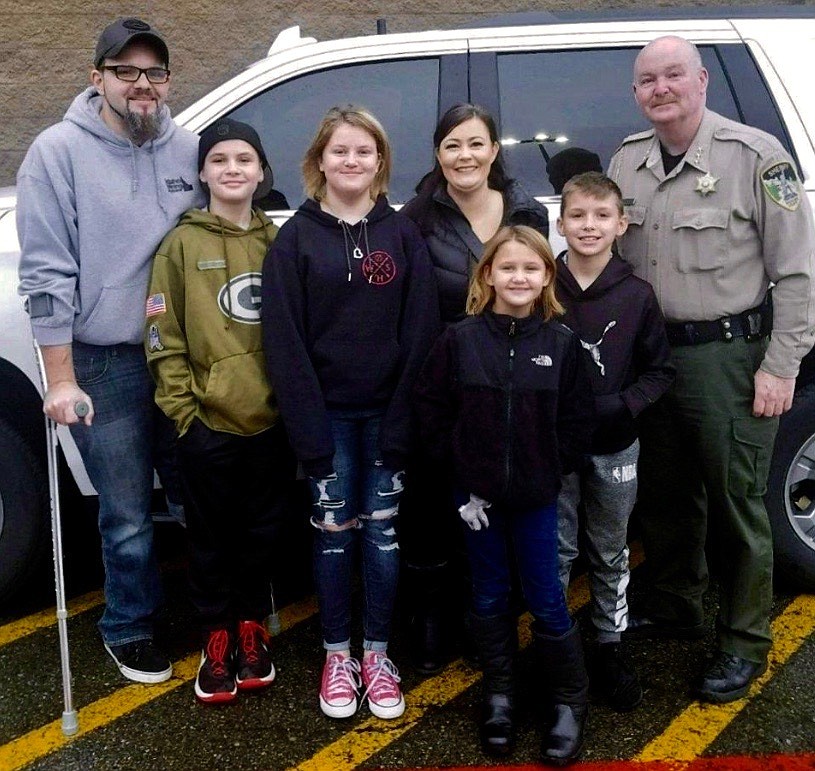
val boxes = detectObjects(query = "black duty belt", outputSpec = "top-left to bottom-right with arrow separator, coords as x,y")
665,299 -> 772,347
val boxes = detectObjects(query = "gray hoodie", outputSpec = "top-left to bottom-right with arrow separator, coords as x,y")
17,87 -> 203,346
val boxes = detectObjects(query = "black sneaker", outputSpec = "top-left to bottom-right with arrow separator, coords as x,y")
195,629 -> 237,704
236,620 -> 276,690
595,642 -> 643,711
104,639 -> 172,684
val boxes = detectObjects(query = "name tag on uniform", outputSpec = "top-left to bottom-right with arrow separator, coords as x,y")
197,260 -> 227,270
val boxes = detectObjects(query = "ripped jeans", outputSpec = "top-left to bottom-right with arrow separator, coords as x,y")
308,408 -> 402,652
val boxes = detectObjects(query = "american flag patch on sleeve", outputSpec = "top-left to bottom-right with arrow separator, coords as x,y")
146,293 -> 166,317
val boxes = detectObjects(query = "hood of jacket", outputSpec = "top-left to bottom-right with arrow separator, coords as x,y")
64,87 -> 183,212
556,252 -> 634,301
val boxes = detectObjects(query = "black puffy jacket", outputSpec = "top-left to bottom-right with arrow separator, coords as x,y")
402,180 -> 549,323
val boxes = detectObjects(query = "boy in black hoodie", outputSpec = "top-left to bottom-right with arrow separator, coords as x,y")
554,172 -> 674,712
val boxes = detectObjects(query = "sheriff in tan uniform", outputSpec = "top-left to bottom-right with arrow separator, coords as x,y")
609,35 -> 815,705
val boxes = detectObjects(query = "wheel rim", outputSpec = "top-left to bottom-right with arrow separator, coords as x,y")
783,431 -> 815,555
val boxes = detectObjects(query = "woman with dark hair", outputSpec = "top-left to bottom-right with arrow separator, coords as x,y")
402,103 -> 549,322
400,104 -> 549,673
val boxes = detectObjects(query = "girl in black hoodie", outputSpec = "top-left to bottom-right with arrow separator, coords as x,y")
262,106 -> 439,721
414,225 -> 594,765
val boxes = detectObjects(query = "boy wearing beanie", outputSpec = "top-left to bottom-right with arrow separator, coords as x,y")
146,118 -> 295,704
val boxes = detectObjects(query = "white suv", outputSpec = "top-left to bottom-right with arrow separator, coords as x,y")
2,8 -> 815,602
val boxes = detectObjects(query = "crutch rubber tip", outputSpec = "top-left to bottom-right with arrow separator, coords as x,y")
62,711 -> 79,736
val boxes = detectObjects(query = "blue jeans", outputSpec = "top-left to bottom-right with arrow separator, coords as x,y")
462,495 -> 572,635
308,408 -> 402,651
70,343 -> 163,646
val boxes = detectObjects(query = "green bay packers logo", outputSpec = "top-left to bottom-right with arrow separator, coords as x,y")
761,162 -> 800,211
218,272 -> 262,324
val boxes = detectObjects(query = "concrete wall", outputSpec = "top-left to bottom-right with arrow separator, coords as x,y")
0,0 -> 800,186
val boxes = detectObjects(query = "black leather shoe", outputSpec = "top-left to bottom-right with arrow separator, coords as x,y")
540,703 -> 587,766
480,693 -> 514,757
697,651 -> 767,703
624,614 -> 705,640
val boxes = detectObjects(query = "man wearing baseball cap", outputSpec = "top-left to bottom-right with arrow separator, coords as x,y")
17,17 -> 203,683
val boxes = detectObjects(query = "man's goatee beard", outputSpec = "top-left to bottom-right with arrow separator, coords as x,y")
125,110 -> 162,145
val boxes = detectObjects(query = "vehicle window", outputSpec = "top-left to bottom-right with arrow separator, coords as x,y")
228,58 -> 440,209
496,46 -> 745,197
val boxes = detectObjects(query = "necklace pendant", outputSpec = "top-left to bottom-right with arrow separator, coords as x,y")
353,247 -> 364,259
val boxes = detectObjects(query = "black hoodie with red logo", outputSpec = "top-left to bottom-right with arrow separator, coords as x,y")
261,196 -> 440,477
555,253 -> 674,455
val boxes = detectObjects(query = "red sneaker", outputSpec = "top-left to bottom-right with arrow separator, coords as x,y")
236,620 -> 276,690
195,629 -> 237,704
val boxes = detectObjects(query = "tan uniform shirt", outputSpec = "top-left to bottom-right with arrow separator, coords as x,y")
609,108 -> 815,378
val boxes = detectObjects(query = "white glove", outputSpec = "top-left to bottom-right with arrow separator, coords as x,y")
459,494 -> 491,531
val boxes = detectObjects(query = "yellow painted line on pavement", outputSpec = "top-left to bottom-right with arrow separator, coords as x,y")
0,596 -> 318,771
0,590 -> 104,647
0,559 -> 187,648
636,593 -> 815,763
288,546 -> 627,771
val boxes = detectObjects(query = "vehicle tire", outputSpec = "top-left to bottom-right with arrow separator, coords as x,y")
0,419 -> 49,605
766,383 -> 815,591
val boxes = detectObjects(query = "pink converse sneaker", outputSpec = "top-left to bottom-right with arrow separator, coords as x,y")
362,652 -> 405,719
319,653 -> 361,718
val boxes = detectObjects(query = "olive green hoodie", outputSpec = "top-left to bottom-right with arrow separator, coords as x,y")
146,207 -> 279,436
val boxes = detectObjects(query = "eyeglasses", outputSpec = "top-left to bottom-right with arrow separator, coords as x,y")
98,65 -> 170,84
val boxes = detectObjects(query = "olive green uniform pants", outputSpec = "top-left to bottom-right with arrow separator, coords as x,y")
637,337 -> 777,663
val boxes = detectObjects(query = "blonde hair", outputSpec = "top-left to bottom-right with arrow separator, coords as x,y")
466,225 -> 564,321
301,105 -> 392,201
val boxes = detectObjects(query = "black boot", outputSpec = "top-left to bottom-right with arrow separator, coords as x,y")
533,622 -> 589,767
404,562 -> 450,674
469,612 -> 517,757
595,641 -> 643,711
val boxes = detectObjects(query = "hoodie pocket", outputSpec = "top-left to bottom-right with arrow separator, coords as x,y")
202,351 -> 277,434
77,282 -> 147,344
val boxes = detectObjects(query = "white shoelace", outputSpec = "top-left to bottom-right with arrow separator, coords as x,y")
324,655 -> 361,702
362,654 -> 402,703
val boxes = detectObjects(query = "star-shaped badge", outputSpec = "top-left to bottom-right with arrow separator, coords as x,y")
695,171 -> 719,196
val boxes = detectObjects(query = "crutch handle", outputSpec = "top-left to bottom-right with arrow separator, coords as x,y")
74,401 -> 90,418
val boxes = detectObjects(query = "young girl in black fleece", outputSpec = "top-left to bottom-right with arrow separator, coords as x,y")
414,224 -> 594,766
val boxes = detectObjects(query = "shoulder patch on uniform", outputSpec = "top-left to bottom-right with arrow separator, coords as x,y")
761,162 -> 801,211
146,293 -> 166,317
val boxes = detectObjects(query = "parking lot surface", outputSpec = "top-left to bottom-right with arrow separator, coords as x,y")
1,527 -> 814,770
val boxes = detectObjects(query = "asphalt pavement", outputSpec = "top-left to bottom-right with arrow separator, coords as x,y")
1,519 -> 815,770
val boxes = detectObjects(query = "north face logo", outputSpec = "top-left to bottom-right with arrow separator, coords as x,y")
165,176 -> 194,193
531,354 -> 553,366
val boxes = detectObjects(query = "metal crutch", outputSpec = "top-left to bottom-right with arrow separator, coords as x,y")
33,341 -> 80,737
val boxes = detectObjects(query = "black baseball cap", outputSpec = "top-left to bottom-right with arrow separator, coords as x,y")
94,18 -> 169,68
